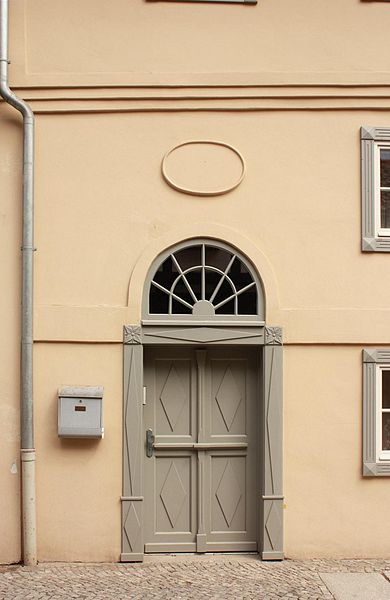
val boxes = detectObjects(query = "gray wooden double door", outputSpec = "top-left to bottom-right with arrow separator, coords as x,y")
144,346 -> 259,553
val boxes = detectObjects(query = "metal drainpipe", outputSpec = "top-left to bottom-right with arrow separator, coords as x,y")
0,0 -> 36,566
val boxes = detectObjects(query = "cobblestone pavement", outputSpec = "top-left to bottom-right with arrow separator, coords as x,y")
0,556 -> 390,600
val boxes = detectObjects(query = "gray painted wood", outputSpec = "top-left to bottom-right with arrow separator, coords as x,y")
122,323 -> 284,559
142,326 -> 265,345
204,348 -> 259,552
363,349 -> 390,477
361,126 -> 390,252
144,348 -> 198,552
363,348 -> 390,363
261,345 -> 284,560
143,346 -> 259,553
121,340 -> 144,562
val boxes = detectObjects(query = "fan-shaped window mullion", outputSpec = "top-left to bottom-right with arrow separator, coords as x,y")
209,254 -> 237,303
171,254 -> 198,303
152,279 -> 193,311
154,283 -> 193,312
206,268 -> 237,296
214,280 -> 256,310
148,241 -> 261,318
201,244 -> 206,301
151,280 -> 171,297
171,266 -> 202,291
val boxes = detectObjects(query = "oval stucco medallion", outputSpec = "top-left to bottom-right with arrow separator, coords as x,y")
161,140 -> 246,197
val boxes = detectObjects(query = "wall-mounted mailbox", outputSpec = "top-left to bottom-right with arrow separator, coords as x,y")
58,386 -> 104,438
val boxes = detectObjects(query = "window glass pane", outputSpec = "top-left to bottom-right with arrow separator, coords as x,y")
238,289 -> 257,315
215,298 -> 235,315
382,413 -> 390,451
172,298 -> 192,314
153,256 -> 179,289
380,149 -> 390,187
228,257 -> 254,290
380,191 -> 390,229
205,245 -> 232,272
174,245 -> 202,270
149,286 -> 169,314
382,370 -> 390,409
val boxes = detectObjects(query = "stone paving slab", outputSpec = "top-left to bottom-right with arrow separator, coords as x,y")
0,557 -> 389,600
319,573 -> 390,600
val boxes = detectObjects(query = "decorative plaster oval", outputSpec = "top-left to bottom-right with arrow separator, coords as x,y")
162,140 -> 246,197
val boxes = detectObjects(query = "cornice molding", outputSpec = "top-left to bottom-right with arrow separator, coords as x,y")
5,85 -> 390,115
10,70 -> 390,90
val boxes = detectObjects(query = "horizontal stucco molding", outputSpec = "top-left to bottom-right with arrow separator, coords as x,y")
19,97 -> 390,115
14,86 -> 390,102
7,86 -> 390,114
10,71 -> 390,89
35,305 -> 390,344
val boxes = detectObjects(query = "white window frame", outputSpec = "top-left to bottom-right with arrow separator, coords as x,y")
376,364 -> 390,462
363,349 -> 390,476
374,143 -> 390,238
361,126 -> 390,252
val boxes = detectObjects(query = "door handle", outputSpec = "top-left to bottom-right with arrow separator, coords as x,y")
146,428 -> 155,458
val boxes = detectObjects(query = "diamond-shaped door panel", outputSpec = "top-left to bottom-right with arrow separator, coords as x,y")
215,365 -> 242,432
211,456 -> 247,534
160,461 -> 187,529
158,362 -> 189,433
215,460 -> 242,527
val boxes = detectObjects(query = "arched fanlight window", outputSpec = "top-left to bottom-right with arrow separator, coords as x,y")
145,241 -> 264,321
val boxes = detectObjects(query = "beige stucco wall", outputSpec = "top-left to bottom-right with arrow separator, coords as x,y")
33,109 -> 390,342
2,0 -> 390,564
34,343 -> 122,562
284,345 -> 390,559
7,0 -> 390,87
3,108 -> 390,562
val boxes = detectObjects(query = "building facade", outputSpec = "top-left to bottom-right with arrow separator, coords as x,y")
1,0 -> 390,563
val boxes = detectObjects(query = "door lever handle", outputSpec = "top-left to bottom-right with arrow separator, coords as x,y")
146,428 -> 155,458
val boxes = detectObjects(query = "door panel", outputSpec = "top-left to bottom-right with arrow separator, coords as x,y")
144,349 -> 197,551
155,356 -> 195,440
211,360 -> 247,437
144,346 -> 259,553
156,456 -> 193,533
205,349 -> 258,550
211,455 -> 246,532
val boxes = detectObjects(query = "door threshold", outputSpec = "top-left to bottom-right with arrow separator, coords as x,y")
148,551 -> 258,555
